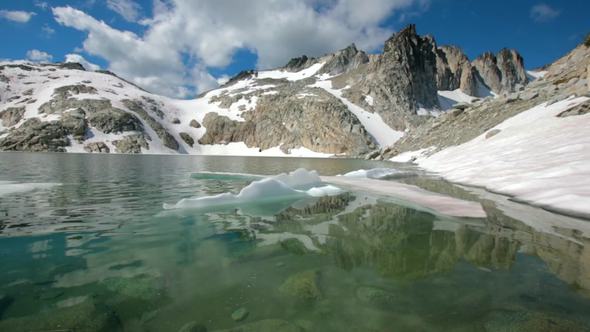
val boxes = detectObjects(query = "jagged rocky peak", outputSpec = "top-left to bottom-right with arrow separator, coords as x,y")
381,23 -> 440,110
319,43 -> 369,75
473,48 -> 527,94
284,55 -> 315,72
435,45 -> 478,95
222,69 -> 258,87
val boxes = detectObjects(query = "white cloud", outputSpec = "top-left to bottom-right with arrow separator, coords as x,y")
530,3 -> 560,22
106,0 -> 142,22
42,24 -> 55,37
26,49 -> 53,62
34,1 -> 50,10
0,10 -> 36,23
65,54 -> 101,71
53,0 -> 427,97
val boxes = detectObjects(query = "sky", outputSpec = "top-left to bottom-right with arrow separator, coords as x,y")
0,0 -> 588,99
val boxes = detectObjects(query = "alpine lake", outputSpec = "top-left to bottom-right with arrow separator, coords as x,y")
1,152 -> 590,332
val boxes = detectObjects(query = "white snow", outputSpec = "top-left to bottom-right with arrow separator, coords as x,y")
257,62 -> 325,81
527,70 -> 548,80
341,168 -> 408,179
164,169 -> 343,210
312,80 -> 404,147
364,95 -> 374,106
437,89 -> 478,110
321,176 -> 486,218
404,96 -> 590,218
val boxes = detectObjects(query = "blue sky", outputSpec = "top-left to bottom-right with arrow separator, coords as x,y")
1,0 -> 588,97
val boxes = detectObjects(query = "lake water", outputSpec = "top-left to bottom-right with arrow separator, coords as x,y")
1,152 -> 590,331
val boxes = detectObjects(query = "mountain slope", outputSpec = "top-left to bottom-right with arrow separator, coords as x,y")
0,24 -> 529,156
389,41 -> 590,218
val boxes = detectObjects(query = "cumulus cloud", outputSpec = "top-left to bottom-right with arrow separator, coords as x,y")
65,54 -> 101,71
0,10 -> 36,23
53,0 -> 427,97
26,49 -> 53,62
530,3 -> 560,22
106,0 -> 142,22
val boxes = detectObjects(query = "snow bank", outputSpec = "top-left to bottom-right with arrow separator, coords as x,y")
321,176 -> 486,218
257,62 -> 325,81
342,168 -> 413,180
409,96 -> 590,218
164,169 -> 344,210
437,89 -> 478,110
313,80 -> 404,147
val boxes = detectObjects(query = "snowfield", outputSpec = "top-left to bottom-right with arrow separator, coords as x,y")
312,80 -> 404,146
394,96 -> 590,218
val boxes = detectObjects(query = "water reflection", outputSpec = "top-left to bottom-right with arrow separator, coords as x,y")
1,153 -> 590,331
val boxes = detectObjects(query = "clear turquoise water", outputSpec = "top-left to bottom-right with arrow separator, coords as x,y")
1,152 -> 590,332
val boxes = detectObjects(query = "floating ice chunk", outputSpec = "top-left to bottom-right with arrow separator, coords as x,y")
306,185 -> 345,197
0,181 -> 59,196
342,168 -> 412,180
272,168 -> 322,189
164,168 -> 343,210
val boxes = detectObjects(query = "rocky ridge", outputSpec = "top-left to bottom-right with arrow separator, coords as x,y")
0,24 -> 533,156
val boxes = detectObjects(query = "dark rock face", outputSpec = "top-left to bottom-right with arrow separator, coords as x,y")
473,49 -> 527,94
0,118 -> 69,152
0,107 -> 25,127
285,55 -> 314,71
198,89 -> 374,155
87,108 -> 143,134
435,46 -> 477,95
122,99 -> 179,151
189,119 -> 201,128
112,134 -> 149,153
61,108 -> 88,140
179,132 -> 194,147
382,25 -> 440,109
351,24 -> 440,129
84,142 -> 110,153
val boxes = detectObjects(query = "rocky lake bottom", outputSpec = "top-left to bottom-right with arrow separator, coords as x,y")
1,152 -> 590,331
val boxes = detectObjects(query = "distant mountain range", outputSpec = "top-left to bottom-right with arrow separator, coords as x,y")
0,24 -> 584,159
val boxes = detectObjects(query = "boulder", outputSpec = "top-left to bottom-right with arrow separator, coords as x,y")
112,135 -> 149,154
279,270 -> 321,301
189,119 -> 201,128
180,132 -> 195,147
84,142 -> 110,153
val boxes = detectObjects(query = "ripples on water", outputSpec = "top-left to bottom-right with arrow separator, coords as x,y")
1,152 -> 590,331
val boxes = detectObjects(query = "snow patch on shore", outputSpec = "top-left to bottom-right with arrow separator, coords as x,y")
400,96 -> 590,218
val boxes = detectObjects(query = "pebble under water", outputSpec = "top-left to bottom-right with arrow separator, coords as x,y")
1,152 -> 590,332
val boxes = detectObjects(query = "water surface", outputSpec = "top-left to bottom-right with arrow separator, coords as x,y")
1,152 -> 590,331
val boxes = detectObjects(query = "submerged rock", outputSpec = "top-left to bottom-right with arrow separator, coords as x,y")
355,286 -> 396,307
231,307 -> 249,322
279,270 -> 321,301
100,275 -> 161,300
0,298 -> 122,332
179,321 -> 208,332
483,309 -> 590,332
215,319 -> 303,332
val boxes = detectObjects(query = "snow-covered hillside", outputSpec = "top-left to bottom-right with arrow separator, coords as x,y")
393,97 -> 590,218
